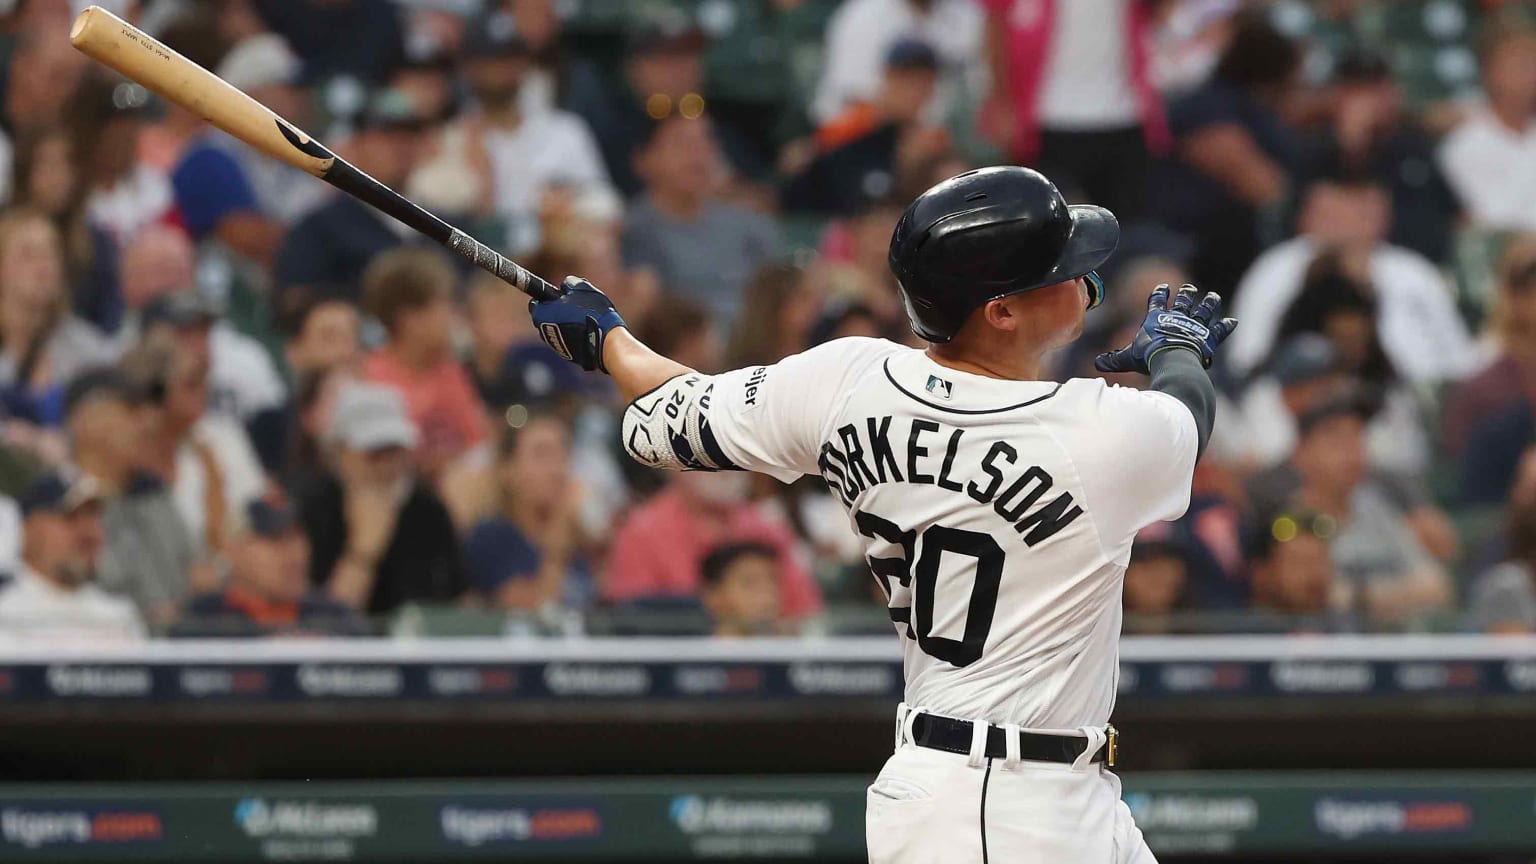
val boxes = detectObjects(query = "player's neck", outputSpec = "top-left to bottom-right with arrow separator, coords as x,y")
926,343 -> 1044,382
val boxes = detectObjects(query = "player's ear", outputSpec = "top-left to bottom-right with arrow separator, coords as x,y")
980,297 -> 1019,333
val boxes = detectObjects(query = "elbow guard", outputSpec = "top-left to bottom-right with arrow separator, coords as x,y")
622,373 -> 740,472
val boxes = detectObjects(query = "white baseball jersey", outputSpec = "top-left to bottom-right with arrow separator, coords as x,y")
705,337 -> 1197,729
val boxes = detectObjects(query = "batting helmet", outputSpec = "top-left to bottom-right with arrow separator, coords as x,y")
888,166 -> 1120,343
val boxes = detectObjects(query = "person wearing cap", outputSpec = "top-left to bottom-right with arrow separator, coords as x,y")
811,0 -> 983,129
783,39 -> 952,217
171,497 -> 370,638
1207,334 -> 1348,470
212,33 -> 329,225
64,74 -> 176,246
1305,50 -> 1456,262
275,87 -> 426,303
0,472 -> 145,643
440,12 -> 611,255
1244,395 -> 1451,630
292,382 -> 467,615
64,368 -> 207,630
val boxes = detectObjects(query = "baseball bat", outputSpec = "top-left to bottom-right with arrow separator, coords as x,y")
68,5 -> 560,301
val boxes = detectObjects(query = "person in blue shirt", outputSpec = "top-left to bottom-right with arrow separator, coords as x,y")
465,411 -> 591,613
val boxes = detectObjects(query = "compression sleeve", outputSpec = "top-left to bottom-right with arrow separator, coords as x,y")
1148,347 -> 1216,459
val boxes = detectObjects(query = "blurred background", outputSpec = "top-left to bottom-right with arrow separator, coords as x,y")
0,0 -> 1533,860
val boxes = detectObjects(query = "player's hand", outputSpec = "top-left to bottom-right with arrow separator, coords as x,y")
529,276 -> 627,373
1094,283 -> 1237,375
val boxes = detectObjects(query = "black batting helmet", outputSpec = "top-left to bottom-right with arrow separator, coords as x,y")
888,166 -> 1120,343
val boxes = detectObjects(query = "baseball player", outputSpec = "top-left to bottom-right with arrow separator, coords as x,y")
530,166 -> 1236,863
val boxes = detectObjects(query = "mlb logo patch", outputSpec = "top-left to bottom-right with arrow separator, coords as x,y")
926,375 -> 953,399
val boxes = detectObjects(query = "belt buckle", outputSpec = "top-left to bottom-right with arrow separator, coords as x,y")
1105,724 -> 1118,767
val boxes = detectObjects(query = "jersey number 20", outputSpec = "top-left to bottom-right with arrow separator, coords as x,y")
855,510 -> 1004,668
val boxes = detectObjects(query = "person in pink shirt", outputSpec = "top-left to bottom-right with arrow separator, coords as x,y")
604,472 -> 822,621
360,247 -> 488,482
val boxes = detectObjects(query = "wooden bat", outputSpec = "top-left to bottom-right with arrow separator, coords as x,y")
68,5 -> 560,301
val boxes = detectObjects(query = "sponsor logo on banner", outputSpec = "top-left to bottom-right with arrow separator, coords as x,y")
0,808 -> 162,848
427,667 -> 518,697
1504,660 -> 1536,691
1269,661 -> 1374,693
543,664 -> 651,696
439,806 -> 602,846
1123,793 -> 1257,854
673,666 -> 763,696
1314,799 -> 1472,840
1158,663 -> 1249,693
669,795 -> 833,857
45,665 -> 152,697
235,799 -> 378,863
787,663 -> 896,696
1393,662 -> 1480,691
180,668 -> 269,697
296,665 -> 403,697
1124,794 -> 1259,832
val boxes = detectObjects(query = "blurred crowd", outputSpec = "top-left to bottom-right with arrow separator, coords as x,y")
0,0 -> 1532,643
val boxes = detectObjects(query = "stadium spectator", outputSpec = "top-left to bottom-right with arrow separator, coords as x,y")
577,18 -> 761,197
726,265 -> 820,369
4,30 -> 88,155
466,413 -> 590,613
1466,449 -> 1536,634
812,0 -> 983,127
784,40 -> 951,216
1226,182 -> 1475,385
1438,29 -> 1536,233
1247,508 -> 1353,633
172,496 -> 371,638
12,129 -> 120,334
120,335 -> 267,563
464,273 -> 534,408
1262,260 -> 1435,478
125,252 -> 289,437
1122,525 -> 1191,635
65,76 -> 173,247
700,541 -> 784,638
213,34 -> 328,225
1247,397 -> 1452,630
275,88 -> 424,303
604,472 -> 821,622
282,294 -> 362,386
1155,11 -> 1304,296
634,294 -> 721,376
0,472 -> 143,643
0,210 -> 115,426
979,0 -> 1168,220
360,248 -> 488,482
295,382 -> 468,615
623,113 -> 781,324
1443,235 -> 1536,463
1210,334 -> 1348,472
65,370 -> 205,630
1308,51 -> 1458,263
449,17 -> 611,253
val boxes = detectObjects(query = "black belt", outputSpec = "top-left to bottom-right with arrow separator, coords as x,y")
909,713 -> 1117,766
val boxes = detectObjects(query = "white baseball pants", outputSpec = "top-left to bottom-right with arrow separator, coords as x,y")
866,710 -> 1157,863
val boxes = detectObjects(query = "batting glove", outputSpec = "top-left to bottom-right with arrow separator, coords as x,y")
529,276 -> 626,372
1094,283 -> 1238,374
